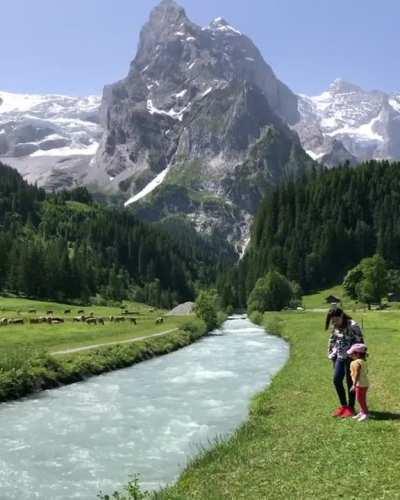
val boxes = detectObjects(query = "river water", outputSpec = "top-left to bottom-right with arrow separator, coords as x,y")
0,316 -> 288,499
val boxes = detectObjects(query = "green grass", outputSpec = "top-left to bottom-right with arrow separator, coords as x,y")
302,284 -> 351,309
303,285 -> 400,312
0,295 -> 208,403
0,296 -> 186,353
153,309 -> 400,499
0,319 -> 207,403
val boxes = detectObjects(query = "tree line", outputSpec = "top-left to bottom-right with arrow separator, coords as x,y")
218,160 -> 400,308
0,163 -> 232,307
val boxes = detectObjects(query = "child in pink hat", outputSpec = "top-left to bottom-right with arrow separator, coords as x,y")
347,343 -> 369,421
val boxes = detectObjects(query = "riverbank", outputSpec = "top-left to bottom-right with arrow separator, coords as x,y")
153,311 -> 400,499
0,316 -> 286,499
0,319 -> 207,403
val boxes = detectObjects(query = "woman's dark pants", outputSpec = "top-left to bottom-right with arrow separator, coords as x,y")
333,358 -> 355,409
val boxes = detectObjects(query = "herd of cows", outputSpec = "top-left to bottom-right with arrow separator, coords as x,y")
0,307 -> 165,327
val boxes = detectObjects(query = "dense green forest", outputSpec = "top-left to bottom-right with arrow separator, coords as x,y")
219,160 -> 400,308
0,162 -> 232,307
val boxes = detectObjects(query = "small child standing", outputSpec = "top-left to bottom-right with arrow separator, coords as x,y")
346,343 -> 369,421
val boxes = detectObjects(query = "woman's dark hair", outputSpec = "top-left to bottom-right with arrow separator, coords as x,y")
325,307 -> 352,330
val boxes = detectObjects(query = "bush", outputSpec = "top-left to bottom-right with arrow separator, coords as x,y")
288,299 -> 303,309
217,311 -> 228,326
225,305 -> 234,315
249,311 -> 263,325
247,271 -> 294,313
264,315 -> 284,336
181,319 -> 207,338
195,290 -> 220,331
343,254 -> 388,307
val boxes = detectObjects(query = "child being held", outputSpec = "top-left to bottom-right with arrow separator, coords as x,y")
346,343 -> 369,421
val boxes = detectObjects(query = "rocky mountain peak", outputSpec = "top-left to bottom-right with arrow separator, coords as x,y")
148,0 -> 188,26
328,78 -> 362,94
295,79 -> 400,165
135,0 -> 195,64
86,0 -> 309,252
206,17 -> 242,35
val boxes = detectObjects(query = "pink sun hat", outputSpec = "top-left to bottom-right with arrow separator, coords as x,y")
347,343 -> 368,356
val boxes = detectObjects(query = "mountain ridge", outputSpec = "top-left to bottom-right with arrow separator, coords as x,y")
295,78 -> 400,164
85,0 -> 310,252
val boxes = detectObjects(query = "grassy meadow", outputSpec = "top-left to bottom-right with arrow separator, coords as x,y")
0,295 -> 205,402
153,305 -> 400,499
0,296 -> 189,353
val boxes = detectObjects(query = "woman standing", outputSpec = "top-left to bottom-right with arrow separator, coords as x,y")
325,307 -> 364,417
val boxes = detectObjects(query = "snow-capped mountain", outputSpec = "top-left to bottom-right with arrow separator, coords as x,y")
294,79 -> 400,165
86,0 -> 311,251
0,91 -> 101,188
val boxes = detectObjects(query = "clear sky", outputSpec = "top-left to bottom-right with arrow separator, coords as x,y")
1,0 -> 399,97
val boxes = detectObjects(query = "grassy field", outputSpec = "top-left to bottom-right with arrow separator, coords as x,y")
0,296 -> 189,353
154,309 -> 400,499
302,285 -> 400,312
0,295 -> 207,403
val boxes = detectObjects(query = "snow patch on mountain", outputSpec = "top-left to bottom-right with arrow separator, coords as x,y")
389,97 -> 400,113
207,17 -> 242,35
124,166 -> 171,206
31,142 -> 99,157
295,79 -> 400,164
146,99 -> 190,121
0,90 -> 101,159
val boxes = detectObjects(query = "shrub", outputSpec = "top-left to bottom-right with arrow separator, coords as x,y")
247,271 -> 293,313
225,305 -> 234,315
182,319 -> 207,338
249,311 -> 263,325
195,290 -> 220,331
264,315 -> 284,336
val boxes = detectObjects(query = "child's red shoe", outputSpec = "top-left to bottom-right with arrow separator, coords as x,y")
340,406 -> 355,418
332,406 -> 346,417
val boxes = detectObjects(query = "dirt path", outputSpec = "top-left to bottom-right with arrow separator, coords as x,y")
51,328 -> 179,355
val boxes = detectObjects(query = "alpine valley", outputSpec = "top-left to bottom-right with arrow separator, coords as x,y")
1,0 -> 399,252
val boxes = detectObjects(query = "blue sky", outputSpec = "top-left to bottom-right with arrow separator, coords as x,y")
1,0 -> 399,97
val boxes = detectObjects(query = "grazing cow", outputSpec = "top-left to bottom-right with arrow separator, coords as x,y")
77,309 -> 84,314
114,316 -> 126,323
109,315 -> 115,322
28,309 -> 37,314
38,316 -> 48,323
98,318 -> 105,325
0,318 -> 8,326
30,318 -> 40,324
64,309 -> 71,314
51,317 -> 64,323
86,317 -> 97,325
155,317 -> 164,325
73,315 -> 86,322
129,318 -> 137,325
46,310 -> 54,315
10,318 -> 24,325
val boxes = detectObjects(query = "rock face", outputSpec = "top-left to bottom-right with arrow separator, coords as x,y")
88,0 -> 311,252
295,79 -> 400,165
0,91 -> 101,188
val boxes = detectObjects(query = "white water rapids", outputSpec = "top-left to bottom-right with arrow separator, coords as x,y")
0,316 -> 288,499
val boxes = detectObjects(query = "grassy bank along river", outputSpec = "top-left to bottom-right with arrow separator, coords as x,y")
152,309 -> 400,499
0,296 -> 209,403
